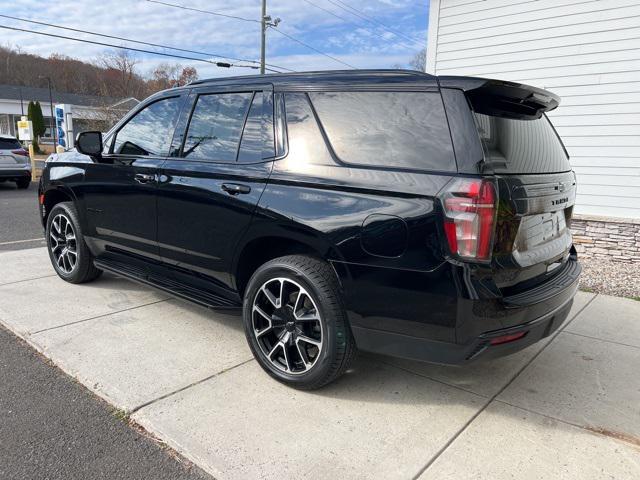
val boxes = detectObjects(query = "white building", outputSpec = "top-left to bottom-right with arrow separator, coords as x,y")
0,84 -> 138,144
426,0 -> 640,261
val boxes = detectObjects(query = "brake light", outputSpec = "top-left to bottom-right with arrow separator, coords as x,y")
442,178 -> 497,261
12,149 -> 29,157
489,331 -> 526,345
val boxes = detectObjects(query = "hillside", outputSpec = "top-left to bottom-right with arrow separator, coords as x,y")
0,46 -> 198,99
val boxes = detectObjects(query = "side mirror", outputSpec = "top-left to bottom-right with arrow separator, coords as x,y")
75,131 -> 103,159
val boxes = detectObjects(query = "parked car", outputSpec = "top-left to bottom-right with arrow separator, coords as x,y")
38,70 -> 580,389
0,134 -> 31,189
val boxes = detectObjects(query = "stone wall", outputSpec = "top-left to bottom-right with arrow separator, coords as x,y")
571,215 -> 640,263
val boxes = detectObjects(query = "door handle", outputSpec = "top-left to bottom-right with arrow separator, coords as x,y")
221,183 -> 251,195
134,173 -> 156,184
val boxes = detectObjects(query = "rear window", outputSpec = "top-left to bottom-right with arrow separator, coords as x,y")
0,138 -> 21,150
309,91 -> 455,171
474,113 -> 570,174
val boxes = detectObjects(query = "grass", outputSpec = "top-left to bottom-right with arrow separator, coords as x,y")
111,407 -> 130,422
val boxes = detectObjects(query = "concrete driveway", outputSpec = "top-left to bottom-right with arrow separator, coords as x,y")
1,247 -> 638,479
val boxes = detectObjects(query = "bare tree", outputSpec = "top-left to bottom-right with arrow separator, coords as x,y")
148,63 -> 199,92
98,50 -> 147,98
409,48 -> 427,72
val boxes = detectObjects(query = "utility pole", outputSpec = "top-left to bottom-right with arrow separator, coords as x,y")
39,76 -> 57,148
260,1 -> 280,75
260,0 -> 266,75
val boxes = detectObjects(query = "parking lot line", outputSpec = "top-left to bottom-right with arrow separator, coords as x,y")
0,238 -> 44,246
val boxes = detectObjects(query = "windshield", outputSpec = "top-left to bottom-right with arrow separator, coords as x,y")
474,113 -> 570,174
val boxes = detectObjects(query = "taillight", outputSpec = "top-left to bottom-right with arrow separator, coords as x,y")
441,178 -> 497,262
12,149 -> 29,157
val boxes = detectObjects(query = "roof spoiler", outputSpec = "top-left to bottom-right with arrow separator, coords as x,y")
438,76 -> 560,120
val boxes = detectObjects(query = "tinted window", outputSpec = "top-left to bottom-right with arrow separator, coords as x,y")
238,92 -> 275,162
113,97 -> 181,156
284,93 -> 332,165
183,92 -> 252,162
0,138 -> 22,149
474,113 -> 570,174
309,91 -> 455,171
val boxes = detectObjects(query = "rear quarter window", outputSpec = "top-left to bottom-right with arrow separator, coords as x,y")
308,91 -> 455,172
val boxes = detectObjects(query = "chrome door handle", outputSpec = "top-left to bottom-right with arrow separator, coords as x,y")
134,173 -> 156,184
221,183 -> 251,195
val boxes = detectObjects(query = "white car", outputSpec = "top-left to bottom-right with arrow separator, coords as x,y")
0,134 -> 31,189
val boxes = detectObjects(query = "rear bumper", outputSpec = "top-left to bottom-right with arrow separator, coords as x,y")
350,257 -> 581,365
0,167 -> 31,179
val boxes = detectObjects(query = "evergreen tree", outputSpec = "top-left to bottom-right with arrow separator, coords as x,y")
27,101 -> 46,153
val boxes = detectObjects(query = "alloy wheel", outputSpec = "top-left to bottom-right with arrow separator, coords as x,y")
49,213 -> 78,274
252,277 -> 323,374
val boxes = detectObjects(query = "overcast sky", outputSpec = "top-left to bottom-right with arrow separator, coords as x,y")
2,0 -> 429,78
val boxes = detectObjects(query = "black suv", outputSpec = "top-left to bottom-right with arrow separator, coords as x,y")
39,70 -> 580,389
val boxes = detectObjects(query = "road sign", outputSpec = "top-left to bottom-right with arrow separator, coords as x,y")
17,117 -> 33,141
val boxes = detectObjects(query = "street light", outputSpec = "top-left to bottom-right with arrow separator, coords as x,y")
38,76 -> 57,149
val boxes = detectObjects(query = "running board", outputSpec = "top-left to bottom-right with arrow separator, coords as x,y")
94,259 -> 241,310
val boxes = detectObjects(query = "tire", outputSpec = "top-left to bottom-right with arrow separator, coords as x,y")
16,177 -> 30,189
46,202 -> 102,284
243,255 -> 356,390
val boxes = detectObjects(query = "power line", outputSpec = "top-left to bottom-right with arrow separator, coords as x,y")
0,24 -> 286,72
148,0 -> 357,69
268,27 -> 356,69
146,0 -> 260,23
300,0 -> 420,50
0,13 -> 294,72
325,0 -> 425,47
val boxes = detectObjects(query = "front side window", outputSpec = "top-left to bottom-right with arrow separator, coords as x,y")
309,91 -> 455,171
182,92 -> 253,162
112,96 -> 181,156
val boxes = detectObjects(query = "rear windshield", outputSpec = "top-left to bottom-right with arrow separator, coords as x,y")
474,113 -> 570,174
309,91 -> 456,172
0,138 -> 22,150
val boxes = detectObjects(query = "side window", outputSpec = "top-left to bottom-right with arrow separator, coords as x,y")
283,92 -> 332,165
182,92 -> 252,162
309,91 -> 456,171
112,96 -> 181,156
238,91 -> 275,162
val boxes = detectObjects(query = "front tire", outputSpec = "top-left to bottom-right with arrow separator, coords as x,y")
46,202 -> 102,284
243,255 -> 356,390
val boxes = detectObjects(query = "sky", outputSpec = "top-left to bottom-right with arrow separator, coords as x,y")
0,0 -> 429,79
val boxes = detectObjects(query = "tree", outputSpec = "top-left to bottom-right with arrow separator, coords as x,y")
98,50 -> 147,98
27,101 -> 45,153
409,48 -> 427,72
148,63 -> 199,92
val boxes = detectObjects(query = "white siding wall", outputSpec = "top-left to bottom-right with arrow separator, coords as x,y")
427,0 -> 640,220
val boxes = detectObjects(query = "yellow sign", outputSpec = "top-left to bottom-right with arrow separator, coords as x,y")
17,119 -> 33,141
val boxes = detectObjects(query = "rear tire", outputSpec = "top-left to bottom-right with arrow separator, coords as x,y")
46,202 -> 102,284
16,177 -> 30,189
243,255 -> 356,390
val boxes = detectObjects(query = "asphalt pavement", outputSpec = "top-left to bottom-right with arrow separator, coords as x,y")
0,324 -> 211,480
0,180 -> 46,251
0,183 -> 212,479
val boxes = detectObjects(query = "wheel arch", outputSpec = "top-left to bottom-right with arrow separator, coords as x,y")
232,229 -> 348,297
41,187 -> 76,227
